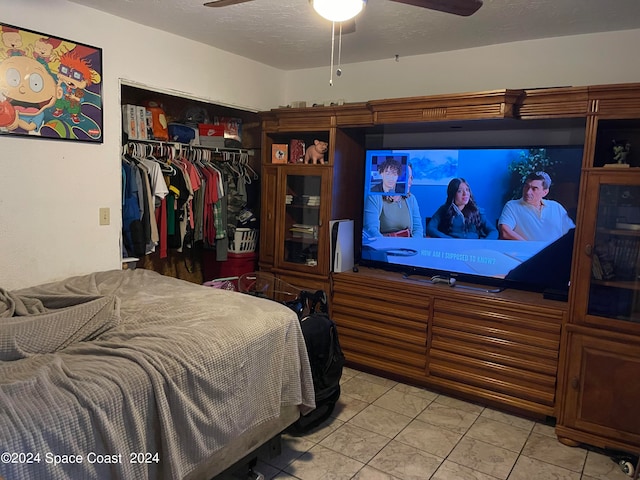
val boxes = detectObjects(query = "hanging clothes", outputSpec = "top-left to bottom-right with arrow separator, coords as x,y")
121,141 -> 256,262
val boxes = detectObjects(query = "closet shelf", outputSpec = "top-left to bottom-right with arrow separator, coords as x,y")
128,138 -> 255,156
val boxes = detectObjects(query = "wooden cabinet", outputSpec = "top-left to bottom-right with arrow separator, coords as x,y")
258,113 -> 364,292
332,268 -> 567,418
557,327 -> 640,452
259,83 -> 640,429
557,112 -> 640,454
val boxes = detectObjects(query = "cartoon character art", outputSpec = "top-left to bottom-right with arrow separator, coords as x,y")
0,24 -> 103,141
52,51 -> 93,124
0,54 -> 57,134
32,37 -> 62,65
1,26 -> 25,57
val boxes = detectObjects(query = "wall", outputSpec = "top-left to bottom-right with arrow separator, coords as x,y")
0,0 -> 284,289
284,29 -> 640,106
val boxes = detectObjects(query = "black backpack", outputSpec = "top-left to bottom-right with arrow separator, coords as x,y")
287,291 -> 345,433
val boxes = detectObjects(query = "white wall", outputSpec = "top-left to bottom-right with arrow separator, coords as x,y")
0,0 -> 284,289
284,29 -> 640,106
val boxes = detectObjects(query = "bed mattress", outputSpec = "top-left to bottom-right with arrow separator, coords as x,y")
0,269 -> 315,480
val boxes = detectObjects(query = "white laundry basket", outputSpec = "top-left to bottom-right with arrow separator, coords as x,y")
229,228 -> 258,253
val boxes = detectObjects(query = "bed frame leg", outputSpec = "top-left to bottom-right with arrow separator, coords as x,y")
247,466 -> 265,480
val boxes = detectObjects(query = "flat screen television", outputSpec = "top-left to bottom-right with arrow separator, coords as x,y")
360,146 -> 584,295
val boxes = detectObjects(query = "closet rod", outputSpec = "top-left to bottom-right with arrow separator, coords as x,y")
128,138 -> 254,156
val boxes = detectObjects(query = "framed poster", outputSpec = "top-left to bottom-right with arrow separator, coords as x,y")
0,23 -> 103,143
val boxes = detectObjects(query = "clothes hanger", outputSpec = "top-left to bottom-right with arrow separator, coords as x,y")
225,152 -> 242,177
240,152 -> 258,182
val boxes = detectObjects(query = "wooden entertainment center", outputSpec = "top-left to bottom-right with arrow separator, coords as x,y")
258,83 -> 640,456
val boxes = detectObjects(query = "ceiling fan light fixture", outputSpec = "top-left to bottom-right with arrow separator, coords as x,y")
312,0 -> 366,23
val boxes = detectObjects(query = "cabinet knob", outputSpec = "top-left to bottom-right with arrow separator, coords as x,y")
584,244 -> 593,257
570,377 -> 580,390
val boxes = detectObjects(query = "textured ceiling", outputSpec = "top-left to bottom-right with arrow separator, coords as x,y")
69,0 -> 640,70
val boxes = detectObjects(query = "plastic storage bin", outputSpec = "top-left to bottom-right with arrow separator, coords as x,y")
202,250 -> 257,287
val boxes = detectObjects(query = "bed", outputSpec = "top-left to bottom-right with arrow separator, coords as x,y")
0,269 -> 315,480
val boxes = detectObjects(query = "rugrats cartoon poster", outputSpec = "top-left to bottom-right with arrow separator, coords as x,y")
0,23 -> 103,143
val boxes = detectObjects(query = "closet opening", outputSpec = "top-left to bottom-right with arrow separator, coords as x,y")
120,81 -> 262,284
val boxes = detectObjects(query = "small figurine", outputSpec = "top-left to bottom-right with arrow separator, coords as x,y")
304,139 -> 328,164
613,140 -> 631,164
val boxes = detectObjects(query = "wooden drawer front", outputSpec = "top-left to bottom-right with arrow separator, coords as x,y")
332,281 -> 429,379
430,298 -> 563,408
275,272 -> 328,295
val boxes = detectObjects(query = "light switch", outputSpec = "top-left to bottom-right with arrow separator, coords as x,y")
99,207 -> 110,226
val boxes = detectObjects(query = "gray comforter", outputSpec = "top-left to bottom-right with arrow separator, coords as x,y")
0,269 -> 315,480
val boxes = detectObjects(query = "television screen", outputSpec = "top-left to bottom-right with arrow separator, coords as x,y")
360,146 -> 583,293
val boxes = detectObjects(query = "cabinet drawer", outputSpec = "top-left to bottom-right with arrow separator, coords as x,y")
434,298 -> 563,338
339,333 -> 426,369
337,319 -> 427,381
332,274 -> 429,379
429,297 -> 564,410
333,305 -> 427,349
333,292 -> 428,330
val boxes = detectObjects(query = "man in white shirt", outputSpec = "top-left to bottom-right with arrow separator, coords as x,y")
498,171 -> 575,242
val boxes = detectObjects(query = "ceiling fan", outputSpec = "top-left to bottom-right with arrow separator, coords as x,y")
204,0 -> 483,84
203,0 -> 484,19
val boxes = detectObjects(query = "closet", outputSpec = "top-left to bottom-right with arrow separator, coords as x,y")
120,83 -> 261,283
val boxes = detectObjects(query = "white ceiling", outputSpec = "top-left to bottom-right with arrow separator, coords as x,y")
69,0 -> 640,70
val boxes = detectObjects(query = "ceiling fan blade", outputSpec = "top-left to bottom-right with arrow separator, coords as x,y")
388,0 -> 483,16
204,0 -> 254,7
340,18 -> 356,35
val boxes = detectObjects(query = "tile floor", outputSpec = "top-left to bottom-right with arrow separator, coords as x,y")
250,367 -> 633,480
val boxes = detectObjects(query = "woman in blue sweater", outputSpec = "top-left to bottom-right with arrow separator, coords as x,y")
427,178 -> 498,239
363,160 -> 423,238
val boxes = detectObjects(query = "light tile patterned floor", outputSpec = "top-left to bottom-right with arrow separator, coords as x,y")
248,368 -> 635,480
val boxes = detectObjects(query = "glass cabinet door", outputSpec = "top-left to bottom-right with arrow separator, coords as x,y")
587,180 -> 640,324
280,171 -> 324,271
